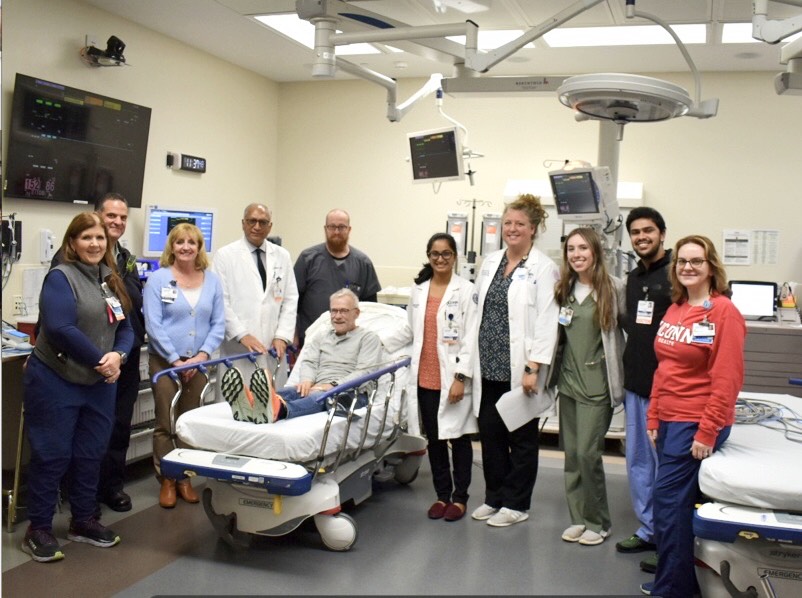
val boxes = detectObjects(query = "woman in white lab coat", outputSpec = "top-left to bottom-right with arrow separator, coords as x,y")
470,194 -> 560,528
405,233 -> 478,522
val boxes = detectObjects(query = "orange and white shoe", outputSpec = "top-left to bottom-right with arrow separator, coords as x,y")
250,367 -> 285,423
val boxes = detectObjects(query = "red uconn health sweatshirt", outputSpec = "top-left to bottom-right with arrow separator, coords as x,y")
647,294 -> 746,447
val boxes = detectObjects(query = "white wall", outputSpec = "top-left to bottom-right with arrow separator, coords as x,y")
276,74 -> 802,287
3,0 -> 801,318
1,0 -> 279,313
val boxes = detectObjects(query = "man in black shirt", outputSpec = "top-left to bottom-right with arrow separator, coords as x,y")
615,208 -> 672,568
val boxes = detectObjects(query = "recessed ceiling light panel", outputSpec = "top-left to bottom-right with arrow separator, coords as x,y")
557,74 -> 692,124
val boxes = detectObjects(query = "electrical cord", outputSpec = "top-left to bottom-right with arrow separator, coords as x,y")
734,397 -> 802,443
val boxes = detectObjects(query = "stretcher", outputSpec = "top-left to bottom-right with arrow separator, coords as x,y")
160,302 -> 426,551
694,391 -> 802,598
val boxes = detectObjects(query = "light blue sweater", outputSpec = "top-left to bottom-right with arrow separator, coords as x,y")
143,266 -> 226,364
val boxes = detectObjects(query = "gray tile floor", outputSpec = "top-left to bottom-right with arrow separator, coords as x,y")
3,442 -> 652,596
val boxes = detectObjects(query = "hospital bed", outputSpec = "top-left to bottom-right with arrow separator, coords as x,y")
694,391 -> 802,598
160,302 -> 426,551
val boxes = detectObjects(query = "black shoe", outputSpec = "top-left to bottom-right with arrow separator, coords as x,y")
101,491 -> 132,512
67,518 -> 121,548
21,527 -> 65,563
615,534 -> 657,553
640,553 -> 658,574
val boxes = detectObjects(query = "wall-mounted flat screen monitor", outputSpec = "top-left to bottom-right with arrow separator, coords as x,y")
408,126 -> 464,184
142,205 -> 217,258
729,280 -> 778,320
550,171 -> 600,218
3,73 -> 152,208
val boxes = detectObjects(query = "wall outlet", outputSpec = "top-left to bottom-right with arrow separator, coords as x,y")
13,295 -> 25,315
85,33 -> 99,48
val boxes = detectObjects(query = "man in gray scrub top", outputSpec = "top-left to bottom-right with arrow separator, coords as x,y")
293,209 -> 381,347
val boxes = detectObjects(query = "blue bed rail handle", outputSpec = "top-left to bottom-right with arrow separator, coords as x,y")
151,351 -> 261,384
790,378 -> 802,387
310,357 -> 412,406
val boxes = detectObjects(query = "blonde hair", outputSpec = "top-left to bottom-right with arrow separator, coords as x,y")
503,194 -> 548,240
159,223 -> 209,270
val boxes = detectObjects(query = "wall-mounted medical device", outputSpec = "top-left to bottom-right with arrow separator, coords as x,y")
40,229 -> 55,264
166,152 -> 207,173
142,205 -> 217,258
408,126 -> 465,184
548,165 -> 619,227
446,212 -> 468,256
481,213 -> 503,256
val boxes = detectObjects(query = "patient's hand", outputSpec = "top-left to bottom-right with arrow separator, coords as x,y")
297,380 -> 314,396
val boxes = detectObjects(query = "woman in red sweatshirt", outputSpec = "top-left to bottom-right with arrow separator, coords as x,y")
641,235 -> 746,598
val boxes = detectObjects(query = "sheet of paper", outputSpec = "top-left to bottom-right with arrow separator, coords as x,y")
722,229 -> 752,265
496,386 -> 553,432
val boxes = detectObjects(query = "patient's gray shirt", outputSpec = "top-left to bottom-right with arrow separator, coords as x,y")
299,326 -> 382,388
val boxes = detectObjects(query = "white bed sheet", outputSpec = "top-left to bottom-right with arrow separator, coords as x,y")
699,391 -> 802,511
176,302 -> 412,465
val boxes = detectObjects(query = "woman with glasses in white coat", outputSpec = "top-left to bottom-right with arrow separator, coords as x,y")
470,194 -> 560,528
402,233 -> 478,522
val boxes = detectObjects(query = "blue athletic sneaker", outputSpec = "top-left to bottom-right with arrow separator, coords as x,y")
640,581 -> 654,595
67,518 -> 120,548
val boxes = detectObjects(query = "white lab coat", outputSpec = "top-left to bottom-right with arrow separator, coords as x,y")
471,247 -> 560,419
211,238 -> 298,361
402,275 -> 479,439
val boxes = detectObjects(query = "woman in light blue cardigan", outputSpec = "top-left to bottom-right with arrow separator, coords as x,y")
143,223 -> 225,508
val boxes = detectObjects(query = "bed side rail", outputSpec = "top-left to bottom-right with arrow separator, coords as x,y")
310,357 -> 411,478
152,351 -> 261,444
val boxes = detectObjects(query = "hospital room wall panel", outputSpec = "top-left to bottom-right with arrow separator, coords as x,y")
276,72 -> 802,288
1,0 -> 280,314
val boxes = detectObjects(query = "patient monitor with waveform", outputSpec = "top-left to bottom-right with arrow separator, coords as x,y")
548,165 -> 619,227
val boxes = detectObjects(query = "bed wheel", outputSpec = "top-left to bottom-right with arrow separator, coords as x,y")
202,487 -> 253,549
393,454 -> 422,485
314,512 -> 357,551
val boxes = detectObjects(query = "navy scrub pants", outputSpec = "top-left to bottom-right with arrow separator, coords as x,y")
23,356 -> 116,529
652,420 -> 731,598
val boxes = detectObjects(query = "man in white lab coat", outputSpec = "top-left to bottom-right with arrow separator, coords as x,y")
212,203 -> 298,379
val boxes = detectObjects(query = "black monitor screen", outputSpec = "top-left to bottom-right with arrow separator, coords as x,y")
408,128 -> 463,183
550,172 -> 600,215
3,73 -> 152,207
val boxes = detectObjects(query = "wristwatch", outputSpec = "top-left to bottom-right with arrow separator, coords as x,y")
454,373 -> 467,383
330,381 -> 339,387
115,350 -> 128,364
524,364 -> 539,375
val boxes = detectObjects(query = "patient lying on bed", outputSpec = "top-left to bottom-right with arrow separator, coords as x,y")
222,289 -> 381,424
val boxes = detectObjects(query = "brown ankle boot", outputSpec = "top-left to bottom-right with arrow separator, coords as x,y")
159,478 -> 177,508
176,478 -> 200,504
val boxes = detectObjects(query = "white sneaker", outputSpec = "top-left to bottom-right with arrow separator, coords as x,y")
471,504 -> 499,521
578,529 -> 610,546
486,507 -> 529,527
561,524 -> 586,542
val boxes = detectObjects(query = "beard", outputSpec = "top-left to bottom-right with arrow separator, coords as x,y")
634,242 -> 662,262
327,236 -> 349,254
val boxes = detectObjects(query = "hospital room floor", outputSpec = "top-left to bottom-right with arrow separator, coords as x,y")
2,438 -> 651,596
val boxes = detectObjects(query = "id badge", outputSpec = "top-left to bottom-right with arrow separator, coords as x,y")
442,328 -> 459,344
161,286 -> 178,303
692,321 -> 715,344
636,300 -> 655,325
559,306 -> 574,326
273,280 -> 284,303
105,296 -> 126,321
512,267 -> 527,282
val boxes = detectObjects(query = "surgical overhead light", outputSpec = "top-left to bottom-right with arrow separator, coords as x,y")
557,74 -> 692,124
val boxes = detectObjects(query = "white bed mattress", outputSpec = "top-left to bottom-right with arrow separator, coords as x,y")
699,391 -> 802,511
176,397 -> 398,465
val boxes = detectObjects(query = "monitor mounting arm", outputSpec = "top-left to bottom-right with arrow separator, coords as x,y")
752,0 -> 802,43
296,0 -> 606,121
